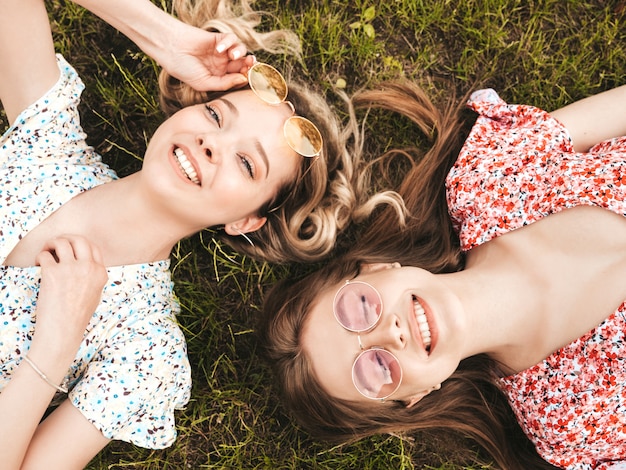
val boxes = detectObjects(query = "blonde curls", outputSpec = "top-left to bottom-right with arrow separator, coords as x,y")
220,77 -> 408,263
221,80 -> 402,263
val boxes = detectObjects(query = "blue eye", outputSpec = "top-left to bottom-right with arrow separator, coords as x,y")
205,104 -> 221,126
204,104 -> 255,179
238,154 -> 255,179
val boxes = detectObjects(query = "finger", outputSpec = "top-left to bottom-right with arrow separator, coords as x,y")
35,249 -> 57,267
63,234 -> 105,265
218,73 -> 249,90
215,33 -> 247,57
228,44 -> 247,61
40,237 -> 75,261
89,241 -> 105,266
232,55 -> 255,75
40,235 -> 101,262
195,73 -> 248,92
225,57 -> 253,75
237,59 -> 254,76
62,235 -> 98,261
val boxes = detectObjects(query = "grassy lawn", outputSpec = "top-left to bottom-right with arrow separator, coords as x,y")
3,0 -> 625,468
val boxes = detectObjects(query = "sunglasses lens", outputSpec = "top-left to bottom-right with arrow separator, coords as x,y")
248,63 -> 324,158
284,116 -> 323,157
248,63 -> 287,105
333,281 -> 382,332
352,349 -> 402,399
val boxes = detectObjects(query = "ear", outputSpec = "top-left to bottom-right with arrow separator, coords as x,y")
224,214 -> 267,236
404,384 -> 441,409
404,390 -> 430,408
359,262 -> 401,275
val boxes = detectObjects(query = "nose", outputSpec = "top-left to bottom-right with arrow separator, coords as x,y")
360,313 -> 406,351
197,135 -> 220,164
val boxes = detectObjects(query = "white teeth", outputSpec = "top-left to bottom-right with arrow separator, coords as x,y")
174,147 -> 200,185
413,298 -> 431,350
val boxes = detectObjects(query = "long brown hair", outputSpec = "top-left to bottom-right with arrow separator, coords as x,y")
346,81 -> 470,273
259,81 -> 559,469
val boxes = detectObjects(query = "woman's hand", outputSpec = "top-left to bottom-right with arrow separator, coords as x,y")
72,0 -> 254,92
30,235 -> 108,361
163,23 -> 255,91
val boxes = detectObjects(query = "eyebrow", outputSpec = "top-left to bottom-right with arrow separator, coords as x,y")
219,97 -> 271,179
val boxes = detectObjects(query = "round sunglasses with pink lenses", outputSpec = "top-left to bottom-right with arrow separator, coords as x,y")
333,280 -> 403,400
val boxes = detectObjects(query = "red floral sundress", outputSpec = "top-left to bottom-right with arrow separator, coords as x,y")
446,89 -> 626,470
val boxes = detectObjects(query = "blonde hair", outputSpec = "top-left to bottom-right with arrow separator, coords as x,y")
157,0 -> 404,263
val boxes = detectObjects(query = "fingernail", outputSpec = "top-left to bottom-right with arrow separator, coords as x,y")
216,44 -> 226,53
231,50 -> 241,60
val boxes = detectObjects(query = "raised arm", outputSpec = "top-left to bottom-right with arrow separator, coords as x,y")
72,0 -> 254,91
0,0 -> 59,124
550,85 -> 626,152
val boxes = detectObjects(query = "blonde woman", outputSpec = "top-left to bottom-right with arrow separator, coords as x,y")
0,0 -> 399,467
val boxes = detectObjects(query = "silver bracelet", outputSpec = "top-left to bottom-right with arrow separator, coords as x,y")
23,355 -> 68,394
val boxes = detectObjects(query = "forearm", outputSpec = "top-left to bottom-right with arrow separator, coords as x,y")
0,351 -> 70,469
550,85 -> 626,152
71,0 -> 181,67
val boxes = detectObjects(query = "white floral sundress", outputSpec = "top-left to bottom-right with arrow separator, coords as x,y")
0,55 -> 191,449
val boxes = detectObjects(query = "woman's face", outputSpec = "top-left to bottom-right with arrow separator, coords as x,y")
301,265 -> 467,405
142,89 -> 301,234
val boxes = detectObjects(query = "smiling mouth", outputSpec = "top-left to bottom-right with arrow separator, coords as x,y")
174,147 -> 200,185
413,296 -> 432,352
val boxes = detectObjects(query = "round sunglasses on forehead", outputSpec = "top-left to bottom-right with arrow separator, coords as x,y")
333,280 -> 403,401
247,62 -> 323,158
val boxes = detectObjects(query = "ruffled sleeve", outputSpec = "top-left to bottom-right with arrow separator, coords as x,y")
69,314 -> 191,448
446,88 -> 626,251
0,54 -> 110,169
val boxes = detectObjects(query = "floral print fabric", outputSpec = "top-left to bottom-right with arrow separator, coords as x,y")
0,55 -> 191,449
446,88 -> 626,469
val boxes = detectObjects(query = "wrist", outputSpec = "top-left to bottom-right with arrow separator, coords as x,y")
28,334 -> 79,368
128,10 -> 184,68
141,18 -> 188,72
22,355 -> 69,394
24,346 -> 73,391
74,0 -> 180,68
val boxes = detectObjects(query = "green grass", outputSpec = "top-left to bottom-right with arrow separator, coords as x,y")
3,0 -> 626,468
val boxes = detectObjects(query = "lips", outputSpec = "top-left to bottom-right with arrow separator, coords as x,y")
174,147 -> 200,185
413,296 -> 432,353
